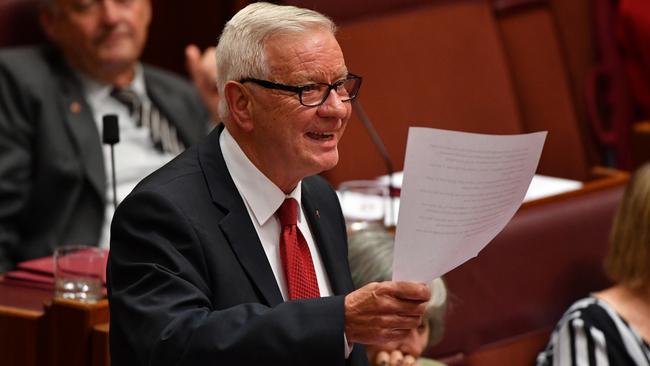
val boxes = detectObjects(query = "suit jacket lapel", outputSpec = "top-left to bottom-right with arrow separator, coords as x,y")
199,127 -> 284,307
55,60 -> 106,200
302,181 -> 352,296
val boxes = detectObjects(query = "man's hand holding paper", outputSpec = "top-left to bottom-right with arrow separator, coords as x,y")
344,281 -> 431,345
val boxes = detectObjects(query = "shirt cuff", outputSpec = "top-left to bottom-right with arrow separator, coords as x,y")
344,332 -> 354,358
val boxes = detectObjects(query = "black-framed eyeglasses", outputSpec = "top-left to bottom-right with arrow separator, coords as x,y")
239,74 -> 362,107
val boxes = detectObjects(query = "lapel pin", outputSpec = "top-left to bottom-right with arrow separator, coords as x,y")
69,101 -> 81,114
315,209 -> 320,219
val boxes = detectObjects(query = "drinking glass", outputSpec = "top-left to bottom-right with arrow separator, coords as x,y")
338,180 -> 389,233
53,245 -> 106,303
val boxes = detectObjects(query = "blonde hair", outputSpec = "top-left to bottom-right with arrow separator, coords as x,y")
215,2 -> 336,121
347,228 -> 448,347
605,163 -> 650,290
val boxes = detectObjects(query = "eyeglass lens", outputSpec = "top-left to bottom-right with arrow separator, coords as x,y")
301,78 -> 359,106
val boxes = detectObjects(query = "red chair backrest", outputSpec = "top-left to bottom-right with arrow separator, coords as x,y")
0,0 -> 45,47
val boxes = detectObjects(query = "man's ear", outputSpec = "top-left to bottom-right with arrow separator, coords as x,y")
224,81 -> 254,132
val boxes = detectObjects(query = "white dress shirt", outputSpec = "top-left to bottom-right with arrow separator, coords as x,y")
219,127 -> 333,300
78,65 -> 175,248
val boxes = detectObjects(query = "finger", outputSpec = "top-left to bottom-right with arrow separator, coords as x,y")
374,314 -> 424,331
184,44 -> 202,82
201,47 -> 217,70
390,350 -> 404,366
201,47 -> 218,86
375,351 -> 390,366
394,299 -> 428,317
380,281 -> 431,302
403,355 -> 416,366
373,295 -> 428,318
382,328 -> 419,343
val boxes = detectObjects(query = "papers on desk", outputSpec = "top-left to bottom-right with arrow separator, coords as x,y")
374,173 -> 583,225
392,128 -> 547,282
3,249 -> 109,290
523,175 -> 583,201
379,172 -> 583,203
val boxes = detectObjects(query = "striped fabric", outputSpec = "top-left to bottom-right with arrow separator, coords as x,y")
537,296 -> 650,366
111,88 -> 185,155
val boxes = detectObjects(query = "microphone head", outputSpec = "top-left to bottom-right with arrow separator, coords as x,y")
102,114 -> 120,144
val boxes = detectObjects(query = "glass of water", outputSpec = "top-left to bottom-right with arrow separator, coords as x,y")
338,180 -> 389,233
53,245 -> 106,303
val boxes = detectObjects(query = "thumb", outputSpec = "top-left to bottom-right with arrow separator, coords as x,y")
185,44 -> 201,81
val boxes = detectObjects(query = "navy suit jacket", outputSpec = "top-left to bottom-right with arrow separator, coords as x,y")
108,127 -> 369,365
0,45 -> 208,272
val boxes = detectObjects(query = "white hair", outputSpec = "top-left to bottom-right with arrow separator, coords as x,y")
347,228 -> 448,347
215,2 -> 336,121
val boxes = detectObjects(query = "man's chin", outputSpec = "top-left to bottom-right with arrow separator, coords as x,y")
313,154 -> 339,174
97,46 -> 140,65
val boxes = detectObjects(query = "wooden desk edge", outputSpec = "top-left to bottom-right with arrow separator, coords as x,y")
0,304 -> 43,319
520,168 -> 629,210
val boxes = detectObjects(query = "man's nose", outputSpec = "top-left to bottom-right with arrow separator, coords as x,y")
100,0 -> 122,24
317,89 -> 349,119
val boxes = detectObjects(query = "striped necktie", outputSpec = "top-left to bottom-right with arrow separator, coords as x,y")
110,88 -> 185,155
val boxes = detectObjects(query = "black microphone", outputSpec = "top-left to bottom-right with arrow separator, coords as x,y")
102,114 -> 120,210
351,100 -> 396,227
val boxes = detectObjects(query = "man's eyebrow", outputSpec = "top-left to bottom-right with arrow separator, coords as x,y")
338,68 -> 350,79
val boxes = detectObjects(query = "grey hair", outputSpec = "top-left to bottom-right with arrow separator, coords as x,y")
215,2 -> 336,121
347,228 -> 448,347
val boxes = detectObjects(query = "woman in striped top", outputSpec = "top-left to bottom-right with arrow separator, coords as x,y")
537,163 -> 650,366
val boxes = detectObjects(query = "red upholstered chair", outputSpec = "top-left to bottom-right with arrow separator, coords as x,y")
323,0 -> 524,187
283,0 -> 596,187
495,1 -> 592,180
427,177 -> 626,363
0,0 -> 45,47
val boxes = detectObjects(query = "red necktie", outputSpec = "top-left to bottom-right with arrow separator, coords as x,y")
277,198 -> 320,300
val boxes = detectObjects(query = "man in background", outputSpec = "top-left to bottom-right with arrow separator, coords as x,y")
0,0 -> 217,272
109,3 -> 430,365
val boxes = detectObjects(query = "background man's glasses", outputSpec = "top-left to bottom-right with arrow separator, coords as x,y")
240,74 -> 362,107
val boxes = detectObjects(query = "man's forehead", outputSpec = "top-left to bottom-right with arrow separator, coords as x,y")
264,31 -> 347,81
290,68 -> 349,82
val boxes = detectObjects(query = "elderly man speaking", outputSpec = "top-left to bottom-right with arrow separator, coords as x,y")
108,3 -> 430,365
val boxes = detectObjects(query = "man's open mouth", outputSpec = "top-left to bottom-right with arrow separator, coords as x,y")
306,132 -> 334,141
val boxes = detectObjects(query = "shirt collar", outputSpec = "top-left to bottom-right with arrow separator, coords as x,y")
220,127 -> 302,226
77,63 -> 147,104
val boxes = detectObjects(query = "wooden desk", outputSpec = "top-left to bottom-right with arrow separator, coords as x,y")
91,323 -> 110,366
48,298 -> 109,366
0,279 -> 109,366
0,280 -> 51,366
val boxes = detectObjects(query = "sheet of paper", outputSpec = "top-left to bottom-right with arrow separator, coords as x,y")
393,127 -> 547,282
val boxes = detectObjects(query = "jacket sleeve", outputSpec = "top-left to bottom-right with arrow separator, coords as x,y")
0,58 -> 36,273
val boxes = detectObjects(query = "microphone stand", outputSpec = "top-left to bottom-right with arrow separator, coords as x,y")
109,147 -> 117,210
352,100 -> 396,228
102,115 -> 120,210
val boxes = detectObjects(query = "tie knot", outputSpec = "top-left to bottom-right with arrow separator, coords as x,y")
110,87 -> 141,115
277,198 -> 298,226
